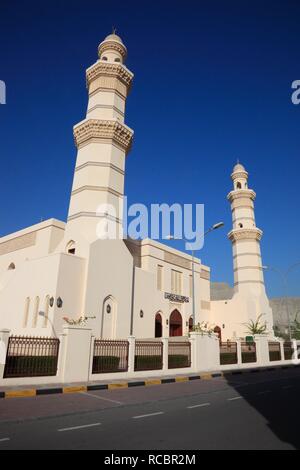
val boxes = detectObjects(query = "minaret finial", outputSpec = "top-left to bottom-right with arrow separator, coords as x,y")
237,158 -> 240,164
112,26 -> 117,34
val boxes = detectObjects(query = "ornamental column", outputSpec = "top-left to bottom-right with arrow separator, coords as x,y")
66,33 -> 134,242
227,163 -> 266,295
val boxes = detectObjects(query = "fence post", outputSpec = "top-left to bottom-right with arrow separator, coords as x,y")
60,326 -> 92,384
0,329 -> 10,379
162,337 -> 169,372
279,339 -> 284,362
128,336 -> 135,373
236,339 -> 242,366
292,339 -> 298,363
254,335 -> 270,366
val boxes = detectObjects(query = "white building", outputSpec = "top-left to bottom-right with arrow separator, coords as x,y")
0,33 -> 274,341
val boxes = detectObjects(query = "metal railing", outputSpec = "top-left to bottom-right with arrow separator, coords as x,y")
168,341 -> 191,369
220,342 -> 238,365
134,341 -> 163,371
269,342 -> 281,362
283,341 -> 294,360
92,339 -> 129,374
241,342 -> 257,364
3,336 -> 60,378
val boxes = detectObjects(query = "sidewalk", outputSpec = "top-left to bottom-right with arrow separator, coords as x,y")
1,362 -> 298,398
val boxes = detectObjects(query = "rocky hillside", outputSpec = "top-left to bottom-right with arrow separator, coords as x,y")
210,282 -> 300,329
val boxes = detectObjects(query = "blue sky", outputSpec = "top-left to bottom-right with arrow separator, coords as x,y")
0,0 -> 299,297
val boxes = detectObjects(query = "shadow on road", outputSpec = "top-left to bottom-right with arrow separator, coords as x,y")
223,368 -> 300,449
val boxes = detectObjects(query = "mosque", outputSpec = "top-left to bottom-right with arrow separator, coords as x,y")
0,33 -> 274,341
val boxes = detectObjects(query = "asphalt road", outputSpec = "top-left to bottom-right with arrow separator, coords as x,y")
1,368 -> 300,450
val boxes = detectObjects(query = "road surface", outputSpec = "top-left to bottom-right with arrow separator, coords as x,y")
0,367 -> 300,450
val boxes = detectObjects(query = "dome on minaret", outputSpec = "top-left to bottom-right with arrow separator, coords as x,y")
103,33 -> 124,44
98,31 -> 127,63
233,162 -> 246,173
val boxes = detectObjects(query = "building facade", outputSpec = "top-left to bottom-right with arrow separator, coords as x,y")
0,33 -> 274,341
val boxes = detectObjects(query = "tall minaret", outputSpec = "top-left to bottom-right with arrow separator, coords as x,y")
66,33 -> 134,243
227,163 -> 265,294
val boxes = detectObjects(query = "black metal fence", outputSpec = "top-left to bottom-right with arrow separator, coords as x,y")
241,342 -> 257,364
220,342 -> 238,365
134,341 -> 163,371
168,341 -> 191,369
283,341 -> 294,360
269,342 -> 281,362
92,339 -> 129,374
3,336 -> 60,378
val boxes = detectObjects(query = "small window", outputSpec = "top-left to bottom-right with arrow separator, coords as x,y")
238,223 -> 243,228
66,240 -> 76,255
8,262 -> 15,270
236,182 -> 242,189
114,58 -> 121,63
102,56 -> 108,61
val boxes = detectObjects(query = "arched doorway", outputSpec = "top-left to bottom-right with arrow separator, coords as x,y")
155,313 -> 162,338
188,316 -> 193,332
214,325 -> 222,342
169,310 -> 182,337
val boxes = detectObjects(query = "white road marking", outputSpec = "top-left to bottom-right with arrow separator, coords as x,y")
258,390 -> 271,395
80,391 -> 123,405
187,403 -> 211,409
58,423 -> 101,432
0,438 -> 10,443
227,396 -> 243,401
132,412 -> 164,419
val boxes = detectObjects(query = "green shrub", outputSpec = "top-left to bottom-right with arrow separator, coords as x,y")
92,355 -> 120,373
4,356 -> 58,377
134,355 -> 162,371
168,354 -> 190,369
241,352 -> 257,363
220,353 -> 237,365
269,351 -> 281,362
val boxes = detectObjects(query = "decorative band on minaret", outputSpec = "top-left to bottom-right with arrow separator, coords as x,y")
227,163 -> 266,292
67,33 -> 134,240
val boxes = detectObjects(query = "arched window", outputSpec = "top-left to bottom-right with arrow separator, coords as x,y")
238,223 -> 243,228
32,296 -> 40,328
236,182 -> 242,189
101,295 -> 117,339
169,310 -> 183,337
155,313 -> 162,338
8,262 -> 15,270
66,240 -> 76,255
188,316 -> 193,332
114,57 -> 121,63
23,297 -> 30,328
102,56 -> 108,61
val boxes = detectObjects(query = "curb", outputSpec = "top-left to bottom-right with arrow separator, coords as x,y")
0,364 -> 298,399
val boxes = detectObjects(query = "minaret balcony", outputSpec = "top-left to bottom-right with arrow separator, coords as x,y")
227,189 -> 256,202
73,118 -> 134,153
228,227 -> 263,242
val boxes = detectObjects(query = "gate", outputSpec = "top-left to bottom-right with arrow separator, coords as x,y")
92,339 -> 129,374
220,342 -> 238,365
268,342 -> 281,362
134,341 -> 163,371
241,342 -> 257,364
3,336 -> 60,378
168,341 -> 191,369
